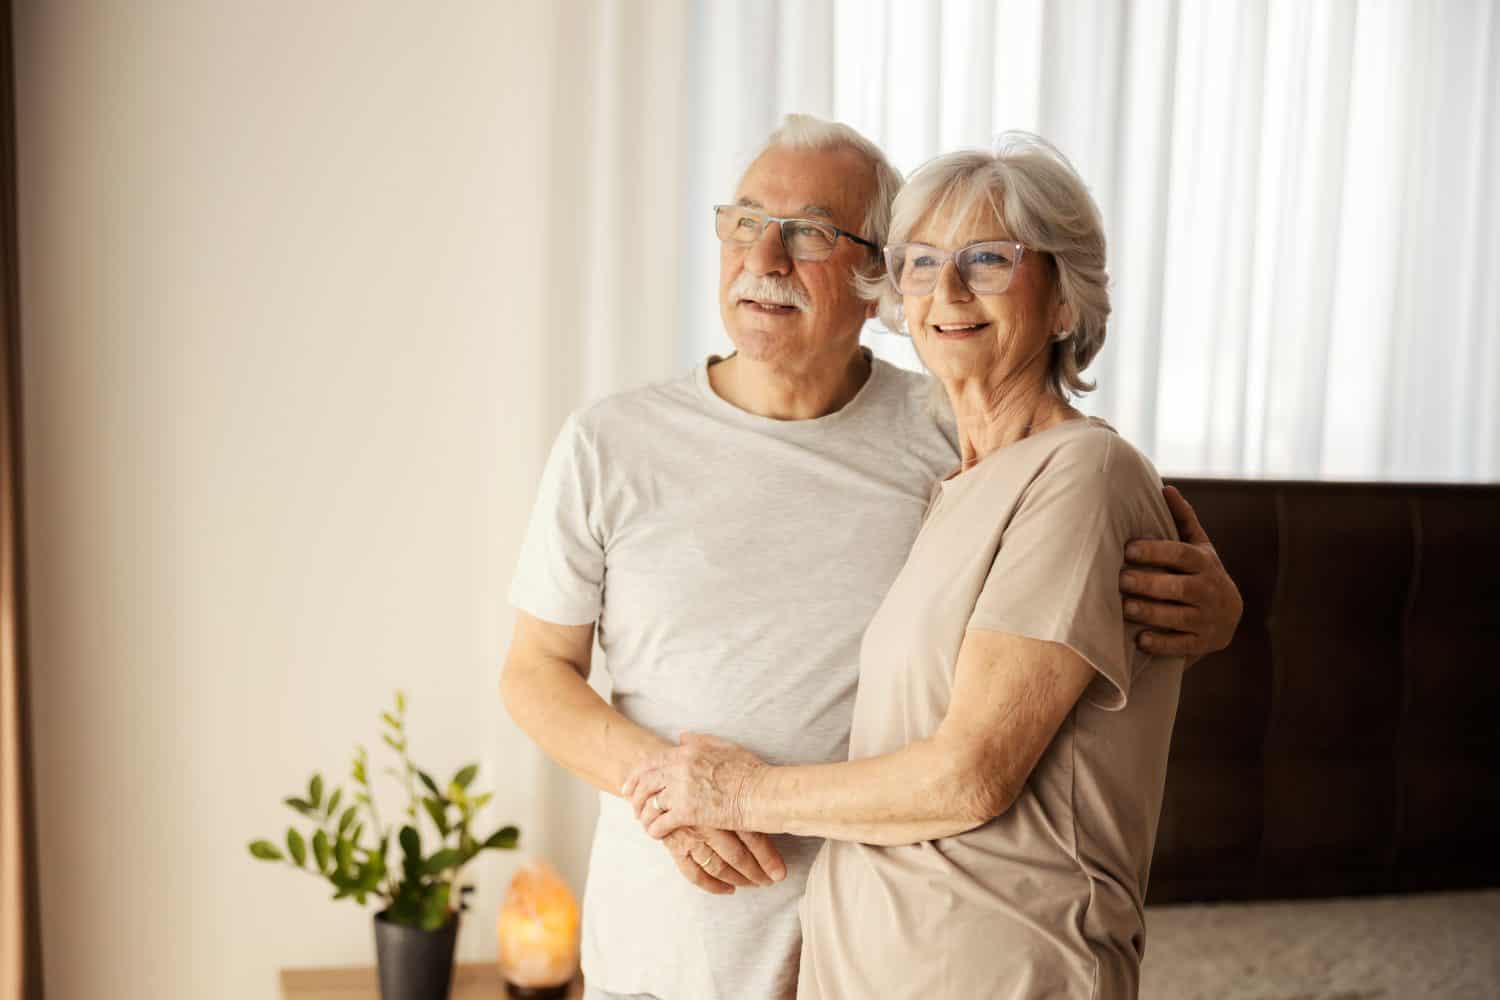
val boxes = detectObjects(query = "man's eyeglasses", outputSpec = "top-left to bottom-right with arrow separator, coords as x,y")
714,205 -> 880,262
883,240 -> 1027,296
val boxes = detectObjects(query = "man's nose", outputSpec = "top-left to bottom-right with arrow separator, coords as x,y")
746,221 -> 793,276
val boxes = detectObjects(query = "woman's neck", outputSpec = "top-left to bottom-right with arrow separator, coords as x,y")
943,374 -> 1077,472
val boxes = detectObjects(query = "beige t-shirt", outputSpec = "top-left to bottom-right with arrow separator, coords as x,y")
797,417 -> 1184,1000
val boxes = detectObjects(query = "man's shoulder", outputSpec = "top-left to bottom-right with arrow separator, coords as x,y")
566,369 -> 703,442
866,357 -> 957,452
871,356 -> 934,399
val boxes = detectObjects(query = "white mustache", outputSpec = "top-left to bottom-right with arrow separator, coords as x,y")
730,273 -> 810,310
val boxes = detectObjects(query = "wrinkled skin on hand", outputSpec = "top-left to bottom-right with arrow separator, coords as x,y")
623,733 -> 769,840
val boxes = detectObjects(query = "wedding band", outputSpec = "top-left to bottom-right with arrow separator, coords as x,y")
648,795 -> 662,812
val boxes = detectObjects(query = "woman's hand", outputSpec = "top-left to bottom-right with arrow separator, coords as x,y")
622,733 -> 769,839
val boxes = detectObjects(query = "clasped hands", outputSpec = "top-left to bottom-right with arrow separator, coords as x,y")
622,734 -> 775,896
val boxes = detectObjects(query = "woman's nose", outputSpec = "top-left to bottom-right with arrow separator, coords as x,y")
934,258 -> 973,301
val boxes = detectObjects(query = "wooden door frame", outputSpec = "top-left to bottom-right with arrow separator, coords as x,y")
0,0 -> 43,995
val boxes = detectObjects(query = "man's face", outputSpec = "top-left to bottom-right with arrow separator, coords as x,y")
718,146 -> 878,369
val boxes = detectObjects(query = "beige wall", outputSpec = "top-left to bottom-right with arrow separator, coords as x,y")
13,3 -> 627,997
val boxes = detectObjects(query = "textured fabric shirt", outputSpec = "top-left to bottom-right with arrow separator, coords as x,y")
798,418 -> 1185,1000
509,352 -> 957,999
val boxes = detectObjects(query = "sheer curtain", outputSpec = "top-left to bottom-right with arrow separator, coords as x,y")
530,0 -> 694,893
679,0 -> 1499,481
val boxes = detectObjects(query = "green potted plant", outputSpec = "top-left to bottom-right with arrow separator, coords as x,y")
249,692 -> 520,1000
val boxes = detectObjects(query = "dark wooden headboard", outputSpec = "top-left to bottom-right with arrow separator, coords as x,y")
1147,479 -> 1500,904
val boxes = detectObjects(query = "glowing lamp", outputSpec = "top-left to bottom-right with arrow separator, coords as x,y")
497,860 -> 580,998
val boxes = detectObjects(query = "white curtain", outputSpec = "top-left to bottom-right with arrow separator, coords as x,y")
678,0 -> 1500,481
531,0 -> 695,893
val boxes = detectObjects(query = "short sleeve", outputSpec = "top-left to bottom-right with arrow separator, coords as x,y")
508,413 -> 605,626
966,432 -> 1176,710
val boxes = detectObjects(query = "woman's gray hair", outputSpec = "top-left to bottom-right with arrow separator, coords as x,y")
858,132 -> 1110,397
755,114 -> 903,286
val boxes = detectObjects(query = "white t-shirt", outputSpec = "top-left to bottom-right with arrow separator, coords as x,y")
509,352 -> 957,1000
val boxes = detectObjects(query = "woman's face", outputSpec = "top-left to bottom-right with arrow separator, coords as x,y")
902,204 -> 1063,391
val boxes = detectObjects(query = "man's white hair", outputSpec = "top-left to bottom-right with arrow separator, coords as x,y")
857,132 -> 1111,397
750,114 -> 903,285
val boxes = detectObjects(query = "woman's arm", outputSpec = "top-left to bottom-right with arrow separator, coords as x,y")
624,628 -> 1098,846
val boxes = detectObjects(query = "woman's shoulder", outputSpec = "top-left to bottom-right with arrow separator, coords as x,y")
1026,418 -> 1167,516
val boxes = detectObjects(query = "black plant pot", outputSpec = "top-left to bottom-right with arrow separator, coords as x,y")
373,910 -> 460,1000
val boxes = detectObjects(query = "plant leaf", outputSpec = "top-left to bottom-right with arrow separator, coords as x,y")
283,797 -> 316,817
452,764 -> 479,790
422,797 -> 450,837
381,712 -> 401,730
395,690 -> 406,714
287,828 -> 307,868
399,825 -> 422,864
249,840 -> 285,861
335,837 -> 355,876
309,774 -> 324,809
417,770 -> 442,799
313,830 -> 332,873
419,883 -> 450,932
338,805 -> 358,837
357,858 -> 384,891
381,733 -> 404,752
323,787 -> 342,821
469,793 -> 493,813
423,848 -> 462,874
483,826 -> 520,850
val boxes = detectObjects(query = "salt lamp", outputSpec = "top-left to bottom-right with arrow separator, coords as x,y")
497,860 -> 580,998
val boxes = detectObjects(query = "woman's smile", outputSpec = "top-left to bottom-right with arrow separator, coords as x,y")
930,321 -> 991,340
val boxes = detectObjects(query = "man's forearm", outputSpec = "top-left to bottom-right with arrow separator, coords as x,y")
501,655 -> 669,796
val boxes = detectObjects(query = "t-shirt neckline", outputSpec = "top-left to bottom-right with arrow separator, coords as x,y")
693,348 -> 883,432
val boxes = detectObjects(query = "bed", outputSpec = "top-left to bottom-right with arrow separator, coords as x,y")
1141,480 -> 1500,998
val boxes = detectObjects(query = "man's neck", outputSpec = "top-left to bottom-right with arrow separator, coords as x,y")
709,347 -> 872,421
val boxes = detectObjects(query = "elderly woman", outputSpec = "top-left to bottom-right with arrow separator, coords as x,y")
623,134 -> 1179,999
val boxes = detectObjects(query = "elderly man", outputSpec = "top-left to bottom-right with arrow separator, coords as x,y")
502,115 -> 1242,1000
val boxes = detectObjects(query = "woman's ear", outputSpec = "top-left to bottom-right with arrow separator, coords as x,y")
1054,299 -> 1077,336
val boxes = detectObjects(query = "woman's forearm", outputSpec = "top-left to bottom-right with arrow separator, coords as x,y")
742,737 -> 1010,846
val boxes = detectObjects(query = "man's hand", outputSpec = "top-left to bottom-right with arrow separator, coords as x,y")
661,827 -> 786,895
1121,485 -> 1244,662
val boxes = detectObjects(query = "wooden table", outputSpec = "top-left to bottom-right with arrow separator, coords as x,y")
280,964 -> 584,999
